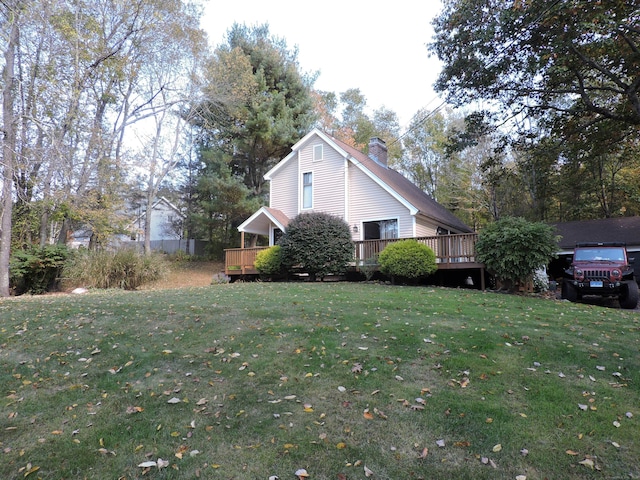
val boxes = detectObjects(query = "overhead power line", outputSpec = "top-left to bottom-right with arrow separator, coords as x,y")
389,0 -> 563,148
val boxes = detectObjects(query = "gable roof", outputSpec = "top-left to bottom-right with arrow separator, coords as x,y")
129,196 -> 184,225
266,129 -> 472,233
552,217 -> 640,252
238,207 -> 289,234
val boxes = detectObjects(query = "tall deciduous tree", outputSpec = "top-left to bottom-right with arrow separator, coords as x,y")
430,0 -> 640,223
430,0 -> 640,137
127,1 -> 207,254
1,1 -> 20,297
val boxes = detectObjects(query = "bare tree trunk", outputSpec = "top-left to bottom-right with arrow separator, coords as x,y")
143,189 -> 153,255
0,12 -> 19,297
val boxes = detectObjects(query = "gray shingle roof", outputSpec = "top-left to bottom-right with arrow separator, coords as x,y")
330,135 -> 473,233
552,217 -> 640,251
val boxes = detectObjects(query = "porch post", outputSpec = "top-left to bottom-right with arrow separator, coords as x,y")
241,231 -> 245,249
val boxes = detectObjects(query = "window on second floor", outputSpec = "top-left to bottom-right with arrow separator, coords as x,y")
302,172 -> 313,209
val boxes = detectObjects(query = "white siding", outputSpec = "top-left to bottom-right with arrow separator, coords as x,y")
269,153 -> 299,218
348,163 -> 414,238
148,203 -> 180,241
297,138 -> 346,219
415,216 -> 437,237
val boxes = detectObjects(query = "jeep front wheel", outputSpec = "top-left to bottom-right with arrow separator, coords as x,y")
619,281 -> 639,309
561,280 -> 578,302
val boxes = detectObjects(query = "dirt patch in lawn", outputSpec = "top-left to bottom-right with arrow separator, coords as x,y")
141,261 -> 224,290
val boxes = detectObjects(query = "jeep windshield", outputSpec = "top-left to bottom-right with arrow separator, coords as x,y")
574,247 -> 625,262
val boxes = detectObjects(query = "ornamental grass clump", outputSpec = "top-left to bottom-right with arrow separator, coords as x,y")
378,239 -> 437,283
63,248 -> 167,290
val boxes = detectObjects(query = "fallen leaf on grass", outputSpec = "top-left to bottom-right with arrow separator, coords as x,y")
436,439 -> 445,448
578,458 -> 595,469
566,450 -> 579,456
373,408 -> 387,419
21,464 -> 40,477
295,468 -> 309,478
167,397 -> 181,404
418,447 -> 428,459
492,444 -> 502,452
364,465 -> 374,477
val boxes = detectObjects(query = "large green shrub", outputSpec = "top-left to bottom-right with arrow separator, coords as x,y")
9,245 -> 71,294
378,240 -> 437,282
475,216 -> 558,289
279,212 -> 354,281
63,249 -> 167,290
254,245 -> 283,276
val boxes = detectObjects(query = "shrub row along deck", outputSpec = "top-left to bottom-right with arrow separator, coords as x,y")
224,233 -> 485,289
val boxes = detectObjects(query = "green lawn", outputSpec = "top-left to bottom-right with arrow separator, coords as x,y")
1,283 -> 638,479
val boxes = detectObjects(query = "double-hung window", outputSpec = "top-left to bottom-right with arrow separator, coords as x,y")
302,172 -> 313,209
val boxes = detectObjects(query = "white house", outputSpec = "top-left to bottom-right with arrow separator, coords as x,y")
237,128 -> 472,245
127,196 -> 184,242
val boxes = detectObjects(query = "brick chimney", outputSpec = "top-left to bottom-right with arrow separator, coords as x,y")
368,137 -> 388,167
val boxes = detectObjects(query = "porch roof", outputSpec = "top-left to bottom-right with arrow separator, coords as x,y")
238,207 -> 289,235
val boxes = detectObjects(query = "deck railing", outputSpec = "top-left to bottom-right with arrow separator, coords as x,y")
224,247 -> 266,275
354,233 -> 480,267
225,233 -> 480,275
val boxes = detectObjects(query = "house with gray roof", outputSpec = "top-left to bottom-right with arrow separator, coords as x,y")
237,128 -> 472,246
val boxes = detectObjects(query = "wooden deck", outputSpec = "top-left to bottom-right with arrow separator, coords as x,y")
224,234 -> 484,286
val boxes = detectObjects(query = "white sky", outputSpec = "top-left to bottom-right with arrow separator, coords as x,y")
200,1 -> 445,131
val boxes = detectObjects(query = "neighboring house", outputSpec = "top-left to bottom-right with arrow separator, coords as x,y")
127,196 -> 184,242
237,128 -> 472,246
549,216 -> 640,281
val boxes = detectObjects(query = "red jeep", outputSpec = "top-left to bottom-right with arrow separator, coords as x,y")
562,242 -> 638,309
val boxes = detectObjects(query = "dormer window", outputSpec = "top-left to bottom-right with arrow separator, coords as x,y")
313,144 -> 323,162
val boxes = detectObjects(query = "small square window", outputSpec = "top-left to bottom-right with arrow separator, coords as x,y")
313,144 -> 323,162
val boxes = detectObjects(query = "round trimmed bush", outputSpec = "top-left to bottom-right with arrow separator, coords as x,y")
378,240 -> 437,281
254,245 -> 284,276
279,212 -> 353,281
